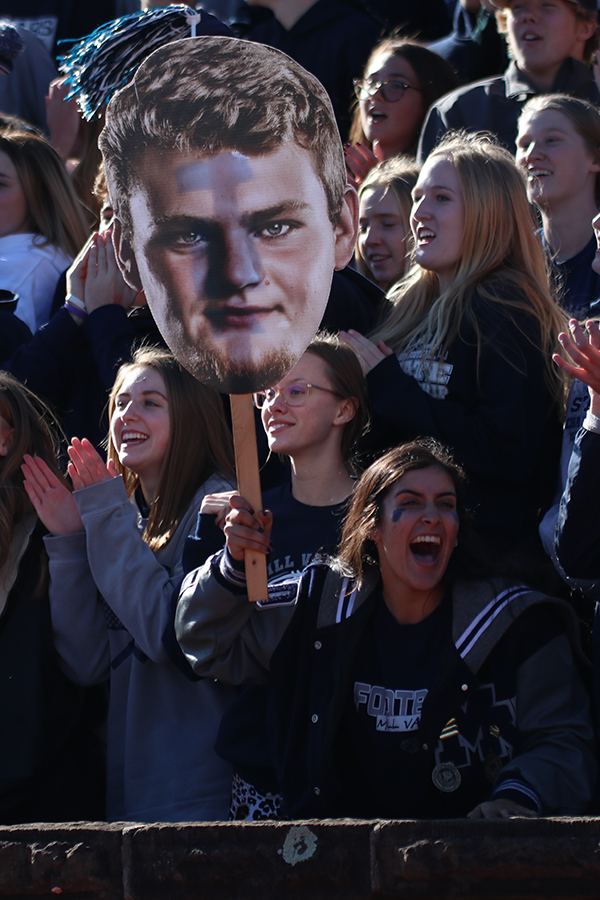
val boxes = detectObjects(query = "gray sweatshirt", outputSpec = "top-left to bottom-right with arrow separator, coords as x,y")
45,473 -> 236,823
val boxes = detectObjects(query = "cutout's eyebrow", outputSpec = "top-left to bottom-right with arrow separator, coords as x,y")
244,201 -> 311,224
153,200 -> 311,231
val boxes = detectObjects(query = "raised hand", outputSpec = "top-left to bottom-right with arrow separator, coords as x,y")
223,494 -> 273,562
45,76 -> 81,162
339,328 -> 394,374
21,455 -> 84,535
344,142 -> 380,189
66,234 -> 95,317
554,319 -> 600,394
67,437 -> 119,491
84,230 -> 138,314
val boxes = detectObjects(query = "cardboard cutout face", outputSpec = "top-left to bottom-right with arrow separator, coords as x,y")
103,37 -> 357,394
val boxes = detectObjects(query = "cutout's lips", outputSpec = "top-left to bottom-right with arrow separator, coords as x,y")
205,304 -> 284,330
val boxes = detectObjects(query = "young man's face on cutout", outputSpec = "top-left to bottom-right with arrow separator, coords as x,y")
115,142 -> 356,393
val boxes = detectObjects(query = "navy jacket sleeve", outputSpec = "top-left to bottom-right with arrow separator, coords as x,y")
555,424 -> 600,587
2,308 -> 85,407
82,304 -> 139,389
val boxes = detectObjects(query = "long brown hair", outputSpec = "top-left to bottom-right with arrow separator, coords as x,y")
303,333 -> 369,469
0,373 -> 64,565
0,129 -> 88,257
107,348 -> 235,551
337,439 -> 466,586
370,131 -> 566,403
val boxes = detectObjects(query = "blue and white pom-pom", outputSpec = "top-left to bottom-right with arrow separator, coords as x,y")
58,5 -> 231,121
0,21 -> 25,75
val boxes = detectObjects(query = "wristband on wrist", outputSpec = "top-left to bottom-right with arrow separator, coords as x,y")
65,293 -> 86,311
64,300 -> 87,320
583,409 -> 600,434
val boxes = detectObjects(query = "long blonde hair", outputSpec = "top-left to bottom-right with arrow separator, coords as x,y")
107,348 -> 235,551
370,132 -> 566,401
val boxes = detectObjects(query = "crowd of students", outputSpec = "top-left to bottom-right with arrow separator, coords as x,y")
1,0 -> 600,825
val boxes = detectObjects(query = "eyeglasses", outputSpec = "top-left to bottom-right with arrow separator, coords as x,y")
353,78 -> 422,103
253,382 -> 340,409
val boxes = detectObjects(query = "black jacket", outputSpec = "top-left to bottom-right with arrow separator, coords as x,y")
362,291 -> 562,554
265,565 -> 595,819
418,57 -> 600,160
176,554 -> 596,820
0,522 -> 105,823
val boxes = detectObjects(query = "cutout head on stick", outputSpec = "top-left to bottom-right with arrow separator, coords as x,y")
100,36 -> 357,393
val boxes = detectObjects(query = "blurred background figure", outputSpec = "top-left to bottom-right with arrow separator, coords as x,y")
516,94 -> 600,318
429,0 -> 507,85
419,0 -> 600,159
0,127 -> 87,333
0,20 -> 57,134
243,0 -> 384,141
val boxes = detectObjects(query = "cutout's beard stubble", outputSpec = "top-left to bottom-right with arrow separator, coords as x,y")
168,335 -> 298,394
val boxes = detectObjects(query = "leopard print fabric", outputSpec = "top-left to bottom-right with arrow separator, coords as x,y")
229,772 -> 284,821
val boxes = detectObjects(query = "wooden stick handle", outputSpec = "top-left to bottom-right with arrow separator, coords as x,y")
229,393 -> 268,602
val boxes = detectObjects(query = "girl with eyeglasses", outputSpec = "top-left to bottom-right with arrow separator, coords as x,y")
345,39 -> 458,187
181,333 -> 369,820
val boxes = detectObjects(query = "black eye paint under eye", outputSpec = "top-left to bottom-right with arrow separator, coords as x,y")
392,508 -> 404,523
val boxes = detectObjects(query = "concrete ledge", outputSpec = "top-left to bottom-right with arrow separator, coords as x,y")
0,818 -> 599,899
0,823 -> 122,899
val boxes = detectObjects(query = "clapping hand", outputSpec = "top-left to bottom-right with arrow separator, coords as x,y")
67,437 -> 118,491
554,319 -> 600,417
22,455 -> 83,536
